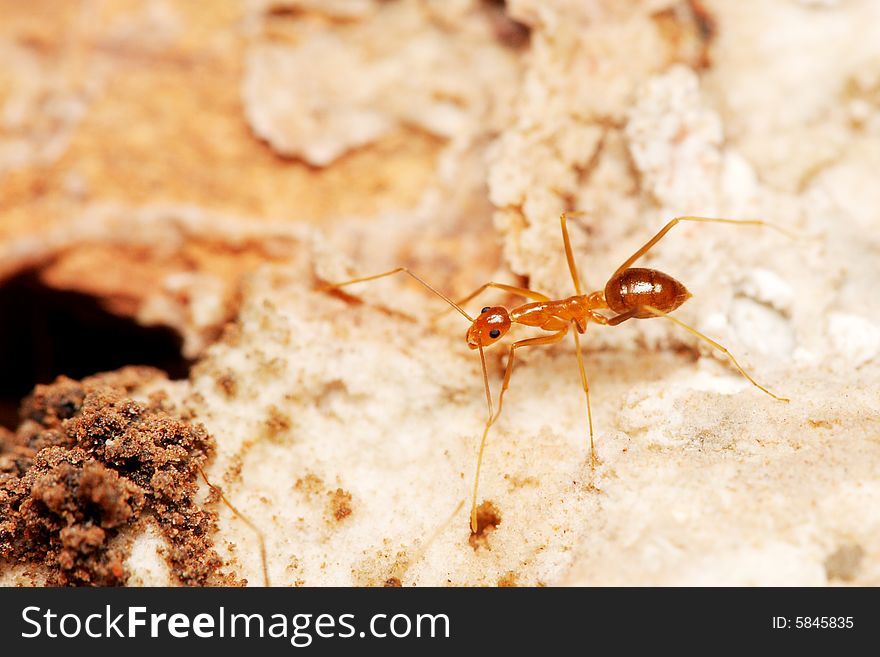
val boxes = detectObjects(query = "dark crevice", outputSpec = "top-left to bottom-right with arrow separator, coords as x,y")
482,0 -> 531,49
0,269 -> 190,430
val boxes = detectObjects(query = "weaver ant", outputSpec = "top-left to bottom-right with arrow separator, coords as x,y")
324,214 -> 791,533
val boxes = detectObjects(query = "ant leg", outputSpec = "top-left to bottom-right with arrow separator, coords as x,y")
432,282 -> 550,323
198,466 -> 270,587
470,330 -> 568,533
449,282 -> 550,316
472,344 -> 495,534
571,329 -> 597,468
494,330 -> 569,421
640,305 -> 790,402
321,266 -> 473,321
435,283 -> 550,319
606,309 -> 638,326
612,216 -> 795,278
560,213 -> 585,295
401,500 -> 465,582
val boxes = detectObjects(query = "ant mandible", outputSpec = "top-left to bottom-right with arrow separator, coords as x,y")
324,214 -> 791,533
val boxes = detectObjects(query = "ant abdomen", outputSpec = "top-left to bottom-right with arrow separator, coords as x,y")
605,267 -> 691,318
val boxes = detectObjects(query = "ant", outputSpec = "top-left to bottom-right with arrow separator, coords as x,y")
324,214 -> 791,533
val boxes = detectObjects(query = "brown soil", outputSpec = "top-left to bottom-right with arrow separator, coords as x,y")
328,488 -> 353,523
468,501 -> 501,551
0,368 -> 241,586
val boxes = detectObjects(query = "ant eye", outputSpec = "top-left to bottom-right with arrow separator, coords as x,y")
481,306 -> 491,314
489,329 -> 501,339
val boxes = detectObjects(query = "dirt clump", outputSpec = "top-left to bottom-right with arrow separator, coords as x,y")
468,501 -> 501,551
328,488 -> 353,523
0,370 -> 240,586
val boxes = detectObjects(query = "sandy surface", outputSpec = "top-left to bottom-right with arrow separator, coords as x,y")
1,0 -> 879,586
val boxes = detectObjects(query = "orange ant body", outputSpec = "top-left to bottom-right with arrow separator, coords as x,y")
324,214 -> 790,533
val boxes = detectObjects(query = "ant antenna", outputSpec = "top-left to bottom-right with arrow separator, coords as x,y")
322,267 -> 474,322
198,466 -> 270,587
394,499 -> 465,584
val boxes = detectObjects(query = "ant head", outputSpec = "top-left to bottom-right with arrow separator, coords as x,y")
466,306 -> 511,349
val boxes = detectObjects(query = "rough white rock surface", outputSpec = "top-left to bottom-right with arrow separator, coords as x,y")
1,0 -> 879,586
